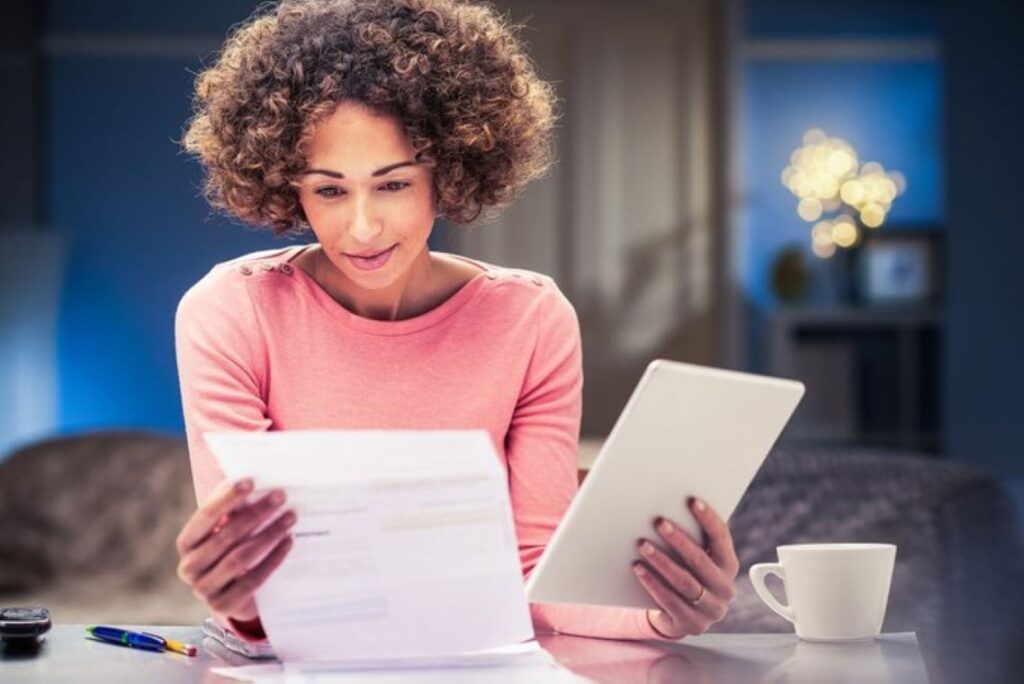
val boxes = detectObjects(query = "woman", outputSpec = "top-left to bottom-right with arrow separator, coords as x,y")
174,0 -> 738,643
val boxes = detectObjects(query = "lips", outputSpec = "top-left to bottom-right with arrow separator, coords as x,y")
345,246 -> 394,259
344,244 -> 397,271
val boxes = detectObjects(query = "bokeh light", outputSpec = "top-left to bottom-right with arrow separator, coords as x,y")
782,129 -> 907,258
860,203 -> 886,228
781,134 -> 858,204
812,220 -> 834,247
832,215 -> 859,247
812,241 -> 837,259
797,198 -> 823,221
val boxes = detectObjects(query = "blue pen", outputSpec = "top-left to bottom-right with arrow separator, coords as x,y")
86,626 -> 165,652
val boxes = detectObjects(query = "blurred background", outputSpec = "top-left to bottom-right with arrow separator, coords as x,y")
1,0 -> 1022,681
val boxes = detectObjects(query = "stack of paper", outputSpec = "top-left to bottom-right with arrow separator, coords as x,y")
212,641 -> 586,682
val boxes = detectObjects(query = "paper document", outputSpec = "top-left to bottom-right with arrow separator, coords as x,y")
208,430 -> 535,663
210,641 -> 588,682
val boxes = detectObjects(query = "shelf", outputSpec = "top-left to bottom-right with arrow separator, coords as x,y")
769,306 -> 943,454
773,306 -> 944,328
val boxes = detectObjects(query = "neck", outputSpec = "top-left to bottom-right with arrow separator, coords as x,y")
313,244 -> 436,321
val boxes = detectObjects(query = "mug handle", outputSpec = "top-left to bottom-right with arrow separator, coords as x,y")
748,563 -> 796,624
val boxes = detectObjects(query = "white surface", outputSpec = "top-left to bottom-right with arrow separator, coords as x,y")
670,632 -> 928,684
749,543 -> 897,642
2,626 -> 932,683
526,360 -> 804,610
208,430 -> 534,662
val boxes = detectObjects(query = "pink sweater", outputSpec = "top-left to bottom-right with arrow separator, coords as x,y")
174,244 -> 658,641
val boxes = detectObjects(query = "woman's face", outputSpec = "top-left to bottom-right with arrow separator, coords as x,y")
296,101 -> 435,291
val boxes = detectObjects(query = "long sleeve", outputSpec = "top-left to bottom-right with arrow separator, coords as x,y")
174,268 -> 276,642
507,282 -> 661,640
174,269 -> 272,505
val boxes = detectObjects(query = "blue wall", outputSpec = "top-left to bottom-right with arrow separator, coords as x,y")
738,59 -> 943,312
46,0 -> 255,33
46,2 -> 282,435
944,0 -> 1024,474
744,0 -> 939,37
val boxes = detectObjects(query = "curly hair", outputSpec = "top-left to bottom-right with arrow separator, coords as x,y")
180,0 -> 558,233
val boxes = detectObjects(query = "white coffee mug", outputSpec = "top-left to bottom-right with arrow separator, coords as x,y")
748,543 -> 896,642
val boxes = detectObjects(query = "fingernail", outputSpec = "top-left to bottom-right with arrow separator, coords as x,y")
639,541 -> 655,557
270,490 -> 286,506
692,498 -> 706,512
659,519 -> 673,536
283,511 -> 297,527
633,564 -> 647,577
236,479 -> 253,493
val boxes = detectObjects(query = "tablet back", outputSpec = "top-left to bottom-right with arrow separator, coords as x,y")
526,360 -> 805,609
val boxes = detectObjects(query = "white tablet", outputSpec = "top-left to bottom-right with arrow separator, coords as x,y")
525,360 -> 805,609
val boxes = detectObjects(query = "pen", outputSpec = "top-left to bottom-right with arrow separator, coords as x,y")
85,626 -> 165,652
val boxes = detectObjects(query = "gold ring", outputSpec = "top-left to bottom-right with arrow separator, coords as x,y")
690,585 -> 706,607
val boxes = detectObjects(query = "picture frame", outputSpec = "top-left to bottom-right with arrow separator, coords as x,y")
855,229 -> 943,306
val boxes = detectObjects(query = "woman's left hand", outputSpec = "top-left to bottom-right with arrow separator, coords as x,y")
632,497 -> 740,640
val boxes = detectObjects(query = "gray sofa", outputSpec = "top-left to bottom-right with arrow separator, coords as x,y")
1,431 -> 1021,682
0,431 -> 206,625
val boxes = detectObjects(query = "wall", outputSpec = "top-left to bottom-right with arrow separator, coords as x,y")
44,1 -> 282,437
943,0 -> 1024,474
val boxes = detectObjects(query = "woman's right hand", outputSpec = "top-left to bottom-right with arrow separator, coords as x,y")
175,478 -> 296,624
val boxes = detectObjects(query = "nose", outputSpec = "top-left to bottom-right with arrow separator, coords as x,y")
347,195 -> 382,244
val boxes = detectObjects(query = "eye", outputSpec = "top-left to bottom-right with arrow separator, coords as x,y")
311,185 -> 344,198
314,186 -> 345,198
381,181 -> 410,192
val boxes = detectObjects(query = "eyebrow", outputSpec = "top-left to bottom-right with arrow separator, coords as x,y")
302,160 -> 419,179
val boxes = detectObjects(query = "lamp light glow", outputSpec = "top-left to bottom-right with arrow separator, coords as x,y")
783,129 -> 906,258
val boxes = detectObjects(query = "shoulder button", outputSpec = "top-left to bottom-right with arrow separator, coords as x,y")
485,271 -> 499,280
278,263 -> 294,275
530,276 -> 544,286
260,262 -> 275,272
238,264 -> 253,276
